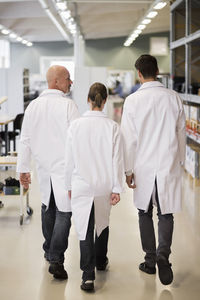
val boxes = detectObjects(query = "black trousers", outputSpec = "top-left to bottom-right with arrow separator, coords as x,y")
138,181 -> 174,268
41,187 -> 72,264
80,204 -> 109,281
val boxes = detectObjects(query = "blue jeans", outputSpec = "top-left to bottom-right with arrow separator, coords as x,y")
41,188 -> 71,264
138,181 -> 174,267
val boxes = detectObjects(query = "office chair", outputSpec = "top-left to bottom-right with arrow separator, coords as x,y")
0,113 -> 24,152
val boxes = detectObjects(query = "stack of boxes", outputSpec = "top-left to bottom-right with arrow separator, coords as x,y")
184,104 -> 200,179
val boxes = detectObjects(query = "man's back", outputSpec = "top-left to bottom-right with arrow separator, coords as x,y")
123,81 -> 185,172
17,88 -> 79,211
26,90 -> 73,171
121,81 -> 185,213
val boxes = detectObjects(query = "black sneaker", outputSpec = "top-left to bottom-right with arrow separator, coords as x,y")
96,258 -> 109,271
139,262 -> 156,274
49,263 -> 68,280
157,258 -> 173,285
80,280 -> 94,292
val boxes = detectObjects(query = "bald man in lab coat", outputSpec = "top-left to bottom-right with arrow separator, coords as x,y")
121,55 -> 185,285
17,65 -> 80,280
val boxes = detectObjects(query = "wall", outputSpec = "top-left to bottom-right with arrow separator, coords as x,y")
10,41 -> 73,73
85,32 -> 170,74
10,31 -> 170,74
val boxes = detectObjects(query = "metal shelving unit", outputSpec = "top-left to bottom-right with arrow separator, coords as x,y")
170,0 -> 200,104
170,0 -> 200,181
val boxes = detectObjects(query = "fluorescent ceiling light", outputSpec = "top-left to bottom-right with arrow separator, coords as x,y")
131,34 -> 138,38
69,23 -> 76,30
147,11 -> 158,18
61,10 -> 71,20
154,2 -> 167,9
142,19 -> 151,25
27,42 -> 33,47
16,37 -> 23,42
1,29 -> 10,35
137,24 -> 146,30
9,33 -> 17,38
56,2 -> 67,11
134,29 -> 142,34
46,8 -> 71,42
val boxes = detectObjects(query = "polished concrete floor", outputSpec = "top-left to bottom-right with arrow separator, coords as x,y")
0,168 -> 200,300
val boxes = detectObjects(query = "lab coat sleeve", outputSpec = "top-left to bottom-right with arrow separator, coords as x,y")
120,102 -> 138,173
16,108 -> 32,173
112,124 -> 124,194
65,125 -> 74,190
176,96 -> 186,165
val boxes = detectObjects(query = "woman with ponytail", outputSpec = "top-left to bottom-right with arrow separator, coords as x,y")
65,82 -> 124,292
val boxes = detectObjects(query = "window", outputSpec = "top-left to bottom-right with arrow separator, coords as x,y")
150,37 -> 168,56
40,56 -> 75,80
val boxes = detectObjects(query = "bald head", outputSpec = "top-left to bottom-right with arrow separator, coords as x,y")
46,65 -> 72,93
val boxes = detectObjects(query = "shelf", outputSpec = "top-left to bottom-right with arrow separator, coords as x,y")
170,30 -> 200,50
170,0 -> 184,11
0,189 -> 28,197
186,131 -> 200,145
179,93 -> 200,105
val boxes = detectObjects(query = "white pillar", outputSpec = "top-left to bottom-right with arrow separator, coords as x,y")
74,33 -> 85,67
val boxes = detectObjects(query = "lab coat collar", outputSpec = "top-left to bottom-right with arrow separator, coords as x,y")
138,80 -> 164,91
83,110 -> 107,118
39,89 -> 65,97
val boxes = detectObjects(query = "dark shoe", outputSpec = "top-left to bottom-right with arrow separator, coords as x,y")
81,280 -> 94,292
157,258 -> 173,285
44,252 -> 50,262
49,263 -> 68,280
96,258 -> 109,271
139,262 -> 156,274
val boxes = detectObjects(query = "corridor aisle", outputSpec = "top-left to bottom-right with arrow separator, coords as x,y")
0,169 -> 200,300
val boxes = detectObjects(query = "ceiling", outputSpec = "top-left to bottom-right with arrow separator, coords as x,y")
0,0 -> 170,43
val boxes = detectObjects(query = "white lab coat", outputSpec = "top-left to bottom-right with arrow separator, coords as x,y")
17,89 -> 80,212
65,110 -> 124,240
121,81 -> 186,214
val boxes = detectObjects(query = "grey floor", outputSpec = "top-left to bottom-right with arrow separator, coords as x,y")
0,168 -> 200,300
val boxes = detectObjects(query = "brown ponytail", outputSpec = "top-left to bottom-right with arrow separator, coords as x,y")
88,82 -> 107,109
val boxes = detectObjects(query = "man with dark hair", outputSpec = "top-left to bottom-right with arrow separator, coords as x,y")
134,54 -> 158,79
121,54 -> 185,285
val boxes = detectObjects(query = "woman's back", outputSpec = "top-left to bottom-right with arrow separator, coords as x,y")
68,110 -> 122,196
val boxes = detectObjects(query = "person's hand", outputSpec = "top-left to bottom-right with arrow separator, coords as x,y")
20,173 -> 31,189
126,173 -> 136,189
110,193 -> 120,206
68,190 -> 71,199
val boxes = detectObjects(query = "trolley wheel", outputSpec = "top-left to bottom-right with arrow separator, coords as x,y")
20,215 -> 23,225
27,206 -> 33,216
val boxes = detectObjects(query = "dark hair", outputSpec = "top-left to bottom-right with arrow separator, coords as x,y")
135,54 -> 158,79
88,82 -> 107,108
